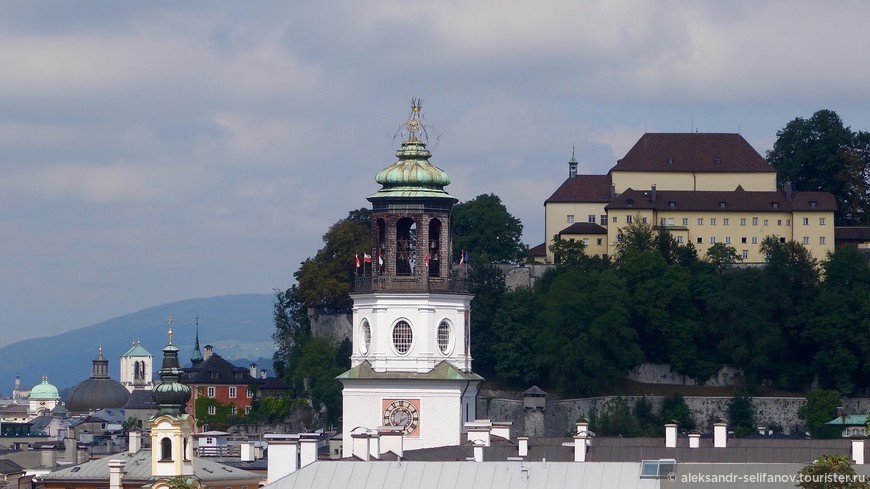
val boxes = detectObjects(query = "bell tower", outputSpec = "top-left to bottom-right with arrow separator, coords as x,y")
339,100 -> 482,455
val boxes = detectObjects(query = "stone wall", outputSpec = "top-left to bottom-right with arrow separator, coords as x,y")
309,309 -> 352,341
627,363 -> 743,387
483,395 -> 839,437
494,264 -> 552,290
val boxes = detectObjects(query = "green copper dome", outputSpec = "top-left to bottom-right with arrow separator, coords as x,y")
368,100 -> 456,202
30,376 -> 60,400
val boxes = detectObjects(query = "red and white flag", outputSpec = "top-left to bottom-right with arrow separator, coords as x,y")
425,253 -> 430,266
459,250 -> 466,265
378,249 -> 384,266
364,253 -> 373,263
355,253 -> 360,268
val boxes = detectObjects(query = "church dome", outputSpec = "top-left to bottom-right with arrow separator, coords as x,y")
66,347 -> 130,413
30,377 -> 60,400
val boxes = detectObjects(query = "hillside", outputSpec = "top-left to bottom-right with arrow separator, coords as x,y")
0,293 -> 277,393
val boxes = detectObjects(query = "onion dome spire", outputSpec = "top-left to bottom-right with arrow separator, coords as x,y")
152,315 -> 191,415
368,98 -> 455,202
190,316 -> 203,365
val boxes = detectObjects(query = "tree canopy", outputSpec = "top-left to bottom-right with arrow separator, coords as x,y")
452,193 -> 525,264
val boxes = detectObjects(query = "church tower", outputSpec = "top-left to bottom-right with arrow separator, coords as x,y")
120,340 -> 153,392
150,316 -> 195,482
339,100 -> 482,455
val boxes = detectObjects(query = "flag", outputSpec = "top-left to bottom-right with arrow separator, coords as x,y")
364,253 -> 373,263
355,253 -> 360,268
459,250 -> 466,265
425,253 -> 430,266
378,249 -> 384,266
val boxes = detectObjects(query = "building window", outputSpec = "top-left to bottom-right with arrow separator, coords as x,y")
752,237 -> 758,244
600,215 -> 607,225
752,217 -> 759,226
802,236 -> 810,245
437,321 -> 451,354
741,237 -> 747,244
676,236 -> 683,244
820,236 -> 826,245
641,460 -> 677,479
810,201 -> 817,208
742,250 -> 749,259
230,405 -> 237,415
763,219 -> 768,226
740,218 -> 747,226
697,237 -> 703,244
245,406 -> 252,414
617,234 -> 624,242
803,217 -> 809,225
723,218 -> 729,225
667,201 -> 675,208
710,237 -> 716,244
710,218 -> 717,225
247,388 -> 254,398
725,236 -> 732,244
361,319 -> 371,356
668,218 -> 675,225
719,202 -> 726,208
820,217 -> 826,225
582,238 -> 589,245
229,387 -> 237,399
697,218 -> 704,225
787,219 -> 791,226
567,215 -> 575,224
160,437 -> 173,461
612,216 -> 618,223
772,202 -> 779,208
207,387 -> 215,398
596,238 -> 603,245
392,320 -> 413,354
660,218 -> 667,226
626,215 -> 633,224
682,218 -> 689,226
588,214 -> 596,223
208,405 -> 216,415
206,437 -> 214,445
641,217 -> 647,224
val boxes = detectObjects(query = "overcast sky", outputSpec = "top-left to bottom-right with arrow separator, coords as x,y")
1,1 -> 869,348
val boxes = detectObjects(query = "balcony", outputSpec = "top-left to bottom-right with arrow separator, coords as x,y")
354,273 -> 469,294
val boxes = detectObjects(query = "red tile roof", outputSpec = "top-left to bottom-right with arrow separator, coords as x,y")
560,222 -> 608,235
605,188 -> 837,212
545,174 -> 612,204
612,133 -> 774,173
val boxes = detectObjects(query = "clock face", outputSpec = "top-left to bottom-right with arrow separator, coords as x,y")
382,399 -> 420,436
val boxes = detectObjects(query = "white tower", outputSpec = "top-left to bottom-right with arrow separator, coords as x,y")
339,101 -> 482,456
120,340 -> 153,392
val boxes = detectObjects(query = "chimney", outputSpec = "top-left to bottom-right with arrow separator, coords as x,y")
265,434 -> 298,483
128,429 -> 141,454
204,345 -> 213,361
651,184 -> 657,203
108,459 -> 125,489
837,406 -> 846,423
368,433 -> 381,460
517,436 -> 529,457
466,425 -> 491,447
713,420 -> 727,448
757,426 -> 767,436
574,432 -> 587,462
351,432 -> 371,461
249,364 -> 257,378
665,422 -> 677,448
378,427 -> 403,458
853,438 -> 865,465
688,431 -> 700,448
472,441 -> 485,463
240,443 -> 255,462
40,445 -> 57,469
491,421 -> 512,441
576,419 -> 589,436
610,184 -> 616,200
299,434 -> 318,468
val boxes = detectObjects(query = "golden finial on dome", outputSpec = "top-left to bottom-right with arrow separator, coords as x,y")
167,315 -> 174,344
403,97 -> 427,143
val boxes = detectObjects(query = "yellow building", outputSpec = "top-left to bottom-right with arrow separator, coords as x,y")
542,133 -> 836,264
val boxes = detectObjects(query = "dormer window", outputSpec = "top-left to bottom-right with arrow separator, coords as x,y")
626,198 -> 634,206
810,201 -> 817,208
668,201 -> 676,208
714,158 -> 721,165
718,202 -> 726,208
666,157 -> 674,165
772,202 -> 779,209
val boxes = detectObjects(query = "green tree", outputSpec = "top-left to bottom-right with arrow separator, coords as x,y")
660,393 -> 695,431
468,263 -> 506,377
293,209 -> 371,311
767,109 -> 870,225
614,219 -> 656,260
452,194 -> 524,264
548,234 -> 588,266
798,454 -> 870,489
492,287 -> 539,385
294,336 -> 346,425
799,390 -> 843,439
727,390 -> 756,436
596,397 -> 640,437
705,242 -> 741,276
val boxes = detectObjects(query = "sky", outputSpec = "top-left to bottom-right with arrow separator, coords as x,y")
1,1 -> 870,348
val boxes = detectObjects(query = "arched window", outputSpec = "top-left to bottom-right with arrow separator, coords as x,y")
160,437 -> 173,461
360,319 -> 372,355
395,218 -> 416,275
428,219 -> 442,277
437,321 -> 451,355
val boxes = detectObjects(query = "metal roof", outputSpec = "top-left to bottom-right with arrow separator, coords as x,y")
266,461 -> 657,489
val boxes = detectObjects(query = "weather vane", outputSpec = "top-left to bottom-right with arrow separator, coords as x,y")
399,97 -> 429,144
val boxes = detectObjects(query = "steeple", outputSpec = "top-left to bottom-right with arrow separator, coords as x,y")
152,315 -> 191,415
90,344 -> 110,379
190,316 -> 203,365
568,146 -> 578,179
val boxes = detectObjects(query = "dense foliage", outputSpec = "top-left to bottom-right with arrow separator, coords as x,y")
798,454 -> 870,489
452,193 -> 525,264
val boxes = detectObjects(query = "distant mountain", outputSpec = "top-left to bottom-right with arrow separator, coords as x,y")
0,293 -> 277,393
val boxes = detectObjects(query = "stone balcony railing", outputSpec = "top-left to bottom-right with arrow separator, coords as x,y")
354,274 -> 469,293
